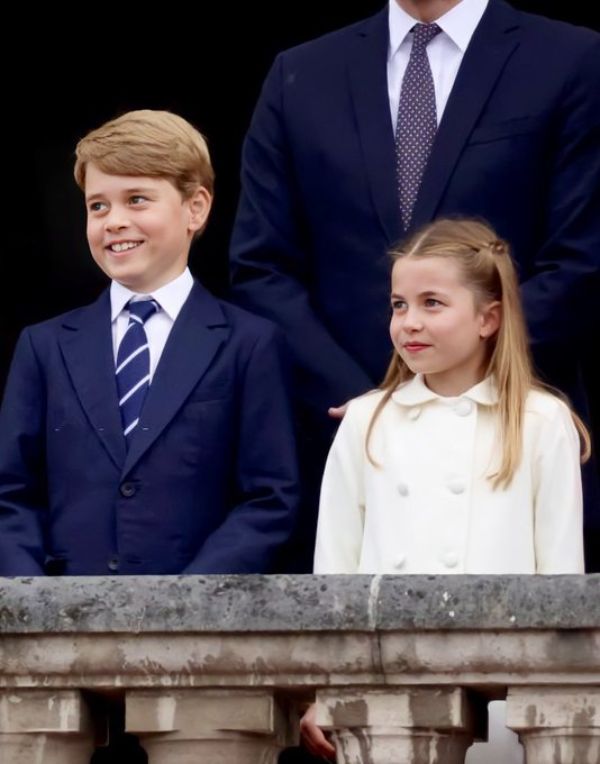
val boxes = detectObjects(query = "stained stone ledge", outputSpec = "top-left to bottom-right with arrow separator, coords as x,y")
1,574 -> 598,633
1,576 -> 599,763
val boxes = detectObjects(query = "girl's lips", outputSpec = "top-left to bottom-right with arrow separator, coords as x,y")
403,343 -> 431,352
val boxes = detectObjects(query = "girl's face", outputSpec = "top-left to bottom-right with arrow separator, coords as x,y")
390,256 -> 500,396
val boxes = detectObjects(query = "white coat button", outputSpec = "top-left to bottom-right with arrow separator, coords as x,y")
441,551 -> 459,568
407,407 -> 422,421
394,555 -> 406,570
397,482 -> 409,497
454,399 -> 473,416
448,480 -> 466,495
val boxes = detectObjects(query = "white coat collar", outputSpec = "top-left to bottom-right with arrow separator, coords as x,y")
391,374 -> 498,407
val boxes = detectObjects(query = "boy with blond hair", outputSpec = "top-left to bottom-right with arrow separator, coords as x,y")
0,109 -> 298,575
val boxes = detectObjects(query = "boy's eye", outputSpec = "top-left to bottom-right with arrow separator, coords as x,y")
88,201 -> 107,213
130,195 -> 148,205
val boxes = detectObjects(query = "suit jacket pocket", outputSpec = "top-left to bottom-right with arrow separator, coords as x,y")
468,115 -> 547,145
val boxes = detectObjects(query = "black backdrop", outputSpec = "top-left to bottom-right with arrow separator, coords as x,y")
3,1 -> 598,420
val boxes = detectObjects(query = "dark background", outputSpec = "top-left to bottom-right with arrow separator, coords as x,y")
3,1 -> 599,432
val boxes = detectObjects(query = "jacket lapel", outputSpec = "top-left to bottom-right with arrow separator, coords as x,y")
58,290 -> 126,470
412,0 -> 521,229
348,9 -> 403,247
122,282 -> 228,476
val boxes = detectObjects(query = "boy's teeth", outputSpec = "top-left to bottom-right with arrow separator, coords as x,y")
111,242 -> 139,253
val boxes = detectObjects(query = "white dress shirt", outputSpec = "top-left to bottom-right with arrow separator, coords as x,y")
388,0 -> 489,131
314,374 -> 584,574
110,268 -> 194,381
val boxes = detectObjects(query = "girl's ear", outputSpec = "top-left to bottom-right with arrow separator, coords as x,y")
480,300 -> 501,339
188,186 -> 213,234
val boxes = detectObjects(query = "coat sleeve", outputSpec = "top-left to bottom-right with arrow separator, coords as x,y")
184,324 -> 299,573
313,401 -> 367,573
532,398 -> 585,573
521,39 -> 600,350
230,54 -> 375,419
0,329 -> 48,575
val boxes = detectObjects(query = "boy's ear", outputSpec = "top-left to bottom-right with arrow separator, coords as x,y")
187,186 -> 212,234
480,300 -> 501,339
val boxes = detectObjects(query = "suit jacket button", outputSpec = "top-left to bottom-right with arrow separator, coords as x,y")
107,556 -> 119,572
120,482 -> 136,497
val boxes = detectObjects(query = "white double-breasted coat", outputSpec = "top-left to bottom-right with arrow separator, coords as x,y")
314,375 -> 584,574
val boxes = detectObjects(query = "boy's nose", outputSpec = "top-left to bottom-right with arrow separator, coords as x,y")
105,209 -> 130,231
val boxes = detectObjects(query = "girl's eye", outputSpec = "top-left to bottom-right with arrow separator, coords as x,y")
391,299 -> 407,311
425,298 -> 442,307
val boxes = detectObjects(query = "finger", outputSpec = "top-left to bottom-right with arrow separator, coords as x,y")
301,724 -> 336,758
327,405 -> 347,419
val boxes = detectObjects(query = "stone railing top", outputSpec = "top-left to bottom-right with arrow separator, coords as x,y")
0,575 -> 598,635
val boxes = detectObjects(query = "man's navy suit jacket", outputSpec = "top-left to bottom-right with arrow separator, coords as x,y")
231,0 -> 600,526
0,282 -> 299,575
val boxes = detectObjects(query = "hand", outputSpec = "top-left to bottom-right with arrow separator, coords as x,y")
299,702 -> 336,760
328,402 -> 349,420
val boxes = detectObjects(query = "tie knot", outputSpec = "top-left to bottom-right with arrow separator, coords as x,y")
411,22 -> 441,50
127,299 -> 159,324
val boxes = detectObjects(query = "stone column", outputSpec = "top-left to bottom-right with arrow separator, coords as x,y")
316,686 -> 475,764
126,688 -> 288,764
0,689 -> 95,764
506,686 -> 600,764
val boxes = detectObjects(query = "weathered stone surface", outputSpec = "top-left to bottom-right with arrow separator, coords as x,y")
127,689 -> 287,764
126,689 -> 283,736
0,575 -> 374,633
0,690 -> 95,764
316,687 -> 472,730
507,687 -> 600,728
375,575 -> 600,630
507,687 -> 600,764
1,575 -> 598,634
0,689 -> 91,733
0,576 -> 599,764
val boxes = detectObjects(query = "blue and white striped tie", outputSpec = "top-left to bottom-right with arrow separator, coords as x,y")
116,299 -> 159,440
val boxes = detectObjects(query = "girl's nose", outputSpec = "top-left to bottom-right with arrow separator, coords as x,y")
403,307 -> 424,331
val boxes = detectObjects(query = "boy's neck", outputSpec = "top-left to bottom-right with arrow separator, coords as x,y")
114,266 -> 191,296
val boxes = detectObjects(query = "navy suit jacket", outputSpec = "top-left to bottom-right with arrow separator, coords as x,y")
230,0 -> 600,527
0,282 -> 299,575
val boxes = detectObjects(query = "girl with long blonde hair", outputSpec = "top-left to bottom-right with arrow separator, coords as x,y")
314,218 -> 588,575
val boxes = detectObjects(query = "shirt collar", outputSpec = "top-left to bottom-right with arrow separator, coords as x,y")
110,267 -> 194,323
391,373 -> 498,407
388,0 -> 489,57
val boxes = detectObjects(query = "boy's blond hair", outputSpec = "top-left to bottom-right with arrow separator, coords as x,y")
367,217 -> 590,488
74,109 -> 215,198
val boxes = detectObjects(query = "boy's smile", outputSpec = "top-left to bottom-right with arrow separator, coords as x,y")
85,163 -> 210,293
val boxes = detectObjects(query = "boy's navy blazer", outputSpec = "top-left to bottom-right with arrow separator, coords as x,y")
0,281 -> 299,575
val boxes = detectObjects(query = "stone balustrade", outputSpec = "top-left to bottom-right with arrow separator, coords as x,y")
1,575 -> 599,763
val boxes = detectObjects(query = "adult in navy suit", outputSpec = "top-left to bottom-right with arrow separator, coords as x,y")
0,109 -> 298,577
230,0 -> 600,574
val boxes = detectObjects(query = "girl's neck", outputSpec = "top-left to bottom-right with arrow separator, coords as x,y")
423,368 -> 487,398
